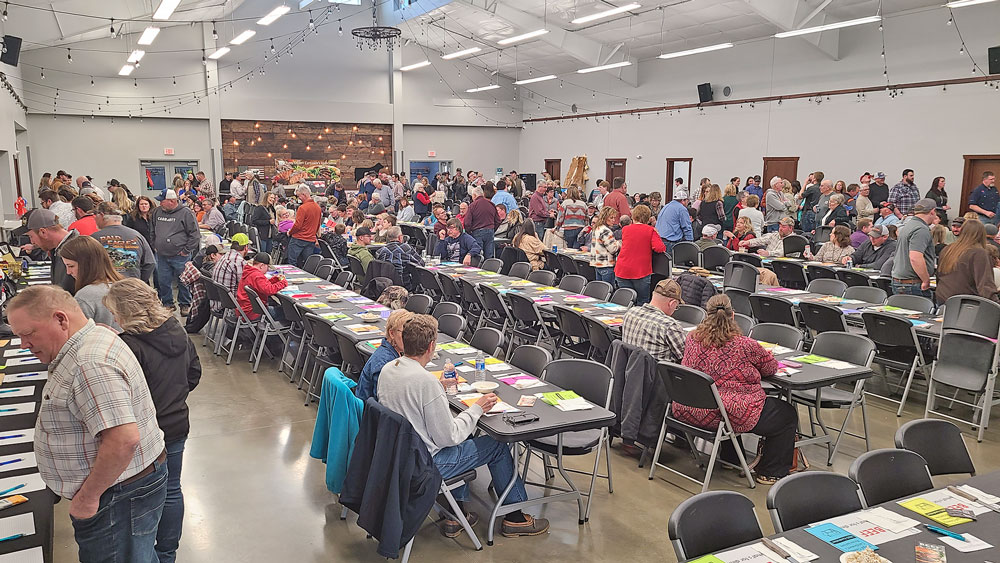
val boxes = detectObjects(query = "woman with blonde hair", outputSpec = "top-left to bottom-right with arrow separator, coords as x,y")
590,206 -> 622,283
675,294 -> 795,485
722,183 -> 739,232
723,216 -> 757,252
697,184 -> 725,236
103,278 -> 200,562
112,185 -> 134,215
59,236 -> 124,329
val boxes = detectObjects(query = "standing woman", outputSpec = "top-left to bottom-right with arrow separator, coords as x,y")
113,185 -> 134,215
614,205 -> 666,305
834,180 -> 847,195
926,176 -> 950,224
127,196 -> 157,246
721,183 -> 739,233
59,236 -> 124,330
590,206 -> 621,284
697,184 -> 725,236
556,185 -> 589,249
104,277 -> 201,562
251,192 -> 278,253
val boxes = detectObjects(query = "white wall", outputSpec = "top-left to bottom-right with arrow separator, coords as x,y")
400,124 -> 520,177
25,115 -> 213,195
518,4 -> 1000,193
0,62 -> 28,219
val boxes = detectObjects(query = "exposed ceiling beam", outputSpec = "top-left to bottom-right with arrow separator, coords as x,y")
454,0 -> 639,86
743,0 -> 841,60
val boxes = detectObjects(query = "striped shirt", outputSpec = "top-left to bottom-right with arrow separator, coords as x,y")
621,303 -> 686,363
35,320 -> 164,499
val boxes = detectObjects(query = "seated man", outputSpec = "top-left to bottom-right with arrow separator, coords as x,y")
694,224 -> 721,251
377,314 -> 549,538
375,226 -> 424,290
852,225 -> 897,270
348,226 -> 375,272
622,279 -> 686,363
739,216 -> 795,257
434,219 -> 482,266
355,309 -> 413,402
236,253 -> 288,321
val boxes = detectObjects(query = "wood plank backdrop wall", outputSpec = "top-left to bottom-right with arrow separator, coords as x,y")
221,120 -> 393,188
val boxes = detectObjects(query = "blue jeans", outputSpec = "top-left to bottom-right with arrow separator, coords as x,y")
286,237 -> 316,267
156,255 -> 192,307
765,224 -> 780,233
433,435 -> 527,505
662,239 -> 681,255
156,440 -> 185,563
801,210 -> 816,233
616,275 -> 651,305
72,457 -> 167,563
563,228 -> 581,249
533,220 -> 547,240
471,228 -> 496,259
891,280 -> 932,299
258,238 -> 273,253
595,267 -> 616,284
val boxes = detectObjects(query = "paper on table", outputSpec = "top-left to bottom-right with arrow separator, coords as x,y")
712,545 -> 772,562
0,546 -> 43,563
0,452 -> 36,473
485,363 -> 511,372
956,484 -> 1000,504
898,497 -> 973,526
822,512 -> 919,545
0,512 -> 34,538
860,506 -> 920,533
554,397 -> 593,411
752,539 -> 820,562
918,488 -> 993,516
772,538 -> 819,561
0,429 -> 33,445
2,350 -> 32,358
0,403 -> 34,417
804,522 -> 877,552
0,387 -> 34,399
2,373 -> 46,383
938,533 -> 992,552
817,359 -> 855,369
3,358 -> 41,367
456,365 -> 475,373
0,472 -> 46,494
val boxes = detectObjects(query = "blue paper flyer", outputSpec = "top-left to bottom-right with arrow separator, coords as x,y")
804,522 -> 878,553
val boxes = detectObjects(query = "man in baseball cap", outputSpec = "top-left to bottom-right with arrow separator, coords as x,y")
26,208 -> 79,293
210,232 -> 253,311
621,278 -> 686,363
852,224 -> 896,270
237,252 -> 287,322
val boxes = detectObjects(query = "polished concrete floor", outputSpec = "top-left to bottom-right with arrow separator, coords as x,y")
51,339 -> 1000,562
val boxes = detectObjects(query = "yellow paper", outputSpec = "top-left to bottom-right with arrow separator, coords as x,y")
0,340 -> 8,348
898,497 -> 973,527
484,357 -> 504,365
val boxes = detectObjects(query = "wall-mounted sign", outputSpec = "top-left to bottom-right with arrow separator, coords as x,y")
427,150 -> 436,157
164,148 -> 175,155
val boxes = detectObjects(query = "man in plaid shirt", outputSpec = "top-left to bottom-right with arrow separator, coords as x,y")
8,286 -> 166,562
376,226 -> 424,290
621,279 -> 686,363
888,168 -> 920,216
180,245 -> 223,331
211,233 -> 252,311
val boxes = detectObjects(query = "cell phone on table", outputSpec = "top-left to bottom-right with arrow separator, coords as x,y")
503,413 -> 539,426
782,360 -> 803,368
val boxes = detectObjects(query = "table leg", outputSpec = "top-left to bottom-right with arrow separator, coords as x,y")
486,442 -> 520,546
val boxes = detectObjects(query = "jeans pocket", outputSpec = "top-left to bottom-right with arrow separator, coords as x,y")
130,471 -> 167,537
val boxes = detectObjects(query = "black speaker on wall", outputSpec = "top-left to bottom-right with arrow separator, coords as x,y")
0,35 -> 21,67
697,82 -> 713,103
989,46 -> 1000,75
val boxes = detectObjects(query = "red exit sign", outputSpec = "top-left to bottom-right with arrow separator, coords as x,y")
164,148 -> 175,155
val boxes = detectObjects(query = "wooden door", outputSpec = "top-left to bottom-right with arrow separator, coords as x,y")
960,155 -> 1000,216
762,156 -> 799,186
544,159 -> 561,183
606,158 -> 626,185
12,155 -> 21,198
665,158 -> 693,201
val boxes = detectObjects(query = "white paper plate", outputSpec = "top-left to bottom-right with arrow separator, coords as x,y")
839,552 -> 891,563
471,381 -> 499,392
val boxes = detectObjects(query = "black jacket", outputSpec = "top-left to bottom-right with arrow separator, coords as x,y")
341,399 -> 441,559
608,341 -> 668,448
125,214 -> 154,246
677,272 -> 717,309
52,230 -> 79,294
250,204 -> 275,239
819,205 -> 851,228
118,316 -> 202,443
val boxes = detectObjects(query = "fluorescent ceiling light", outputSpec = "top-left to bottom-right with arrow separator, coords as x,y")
127,50 -> 146,63
441,47 -> 482,60
230,30 -> 257,44
466,84 -> 500,93
208,47 -> 230,59
658,42 -> 734,59
774,15 -> 881,38
137,26 -> 160,45
258,5 -> 291,25
577,60 -> 631,74
513,74 -> 557,85
119,64 -> 135,76
497,29 -> 548,45
945,0 -> 997,6
571,2 -> 640,24
400,60 -> 431,71
152,0 -> 182,20
299,0 -> 316,7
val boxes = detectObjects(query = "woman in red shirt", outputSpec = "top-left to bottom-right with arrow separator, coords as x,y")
723,216 -> 757,252
673,294 -> 797,485
614,205 -> 666,304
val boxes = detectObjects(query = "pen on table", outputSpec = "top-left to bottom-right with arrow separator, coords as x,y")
0,389 -> 20,394
0,484 -> 24,496
924,524 -> 966,541
0,533 -> 22,542
13,373 -> 39,378
0,434 -> 24,440
0,409 -> 17,413
0,459 -> 21,467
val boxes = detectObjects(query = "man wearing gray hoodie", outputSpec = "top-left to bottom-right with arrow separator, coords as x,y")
151,189 -> 200,314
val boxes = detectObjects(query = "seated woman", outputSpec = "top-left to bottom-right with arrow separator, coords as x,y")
495,207 -> 524,240
935,219 -> 999,304
819,193 -> 851,228
807,225 -> 855,264
673,294 -> 796,485
512,220 -> 546,270
723,216 -> 756,252
59,236 -> 124,331
355,309 -> 414,402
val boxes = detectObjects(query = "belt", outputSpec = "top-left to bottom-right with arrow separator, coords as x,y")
892,278 -> 920,283
120,449 -> 166,487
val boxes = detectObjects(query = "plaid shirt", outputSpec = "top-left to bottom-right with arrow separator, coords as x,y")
589,225 -> 621,268
621,303 -> 686,363
211,250 -> 245,311
180,260 -> 206,310
375,241 -> 424,289
888,181 -> 920,215
35,321 -> 164,499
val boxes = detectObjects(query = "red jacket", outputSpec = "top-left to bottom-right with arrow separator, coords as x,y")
69,214 -> 98,236
237,265 -> 288,320
614,223 -> 666,280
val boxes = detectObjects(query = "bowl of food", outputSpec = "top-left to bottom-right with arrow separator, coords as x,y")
359,312 -> 380,322
471,381 -> 499,393
840,549 -> 891,563
327,294 -> 343,302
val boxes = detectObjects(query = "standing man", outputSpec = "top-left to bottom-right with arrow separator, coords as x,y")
603,177 -> 632,225
286,185 -> 322,267
528,183 -> 550,237
508,171 -> 524,199
8,285 -> 166,563
219,171 -> 234,196
855,183 -> 875,221
151,189 -> 200,315
869,172 -> 890,208
888,169 -> 920,216
69,197 -> 100,236
968,171 -> 998,224
744,177 -> 763,202
491,180 -> 518,214
229,172 -> 246,205
891,198 -> 938,298
93,202 -> 155,283
797,171 -> 823,233
655,189 -> 693,253
464,186 -> 500,259
25,208 -> 79,293
195,171 -> 214,199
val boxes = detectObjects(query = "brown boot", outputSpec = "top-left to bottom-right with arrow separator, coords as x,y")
440,511 -> 478,538
501,514 -> 549,537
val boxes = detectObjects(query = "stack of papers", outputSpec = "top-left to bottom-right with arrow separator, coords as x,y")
457,394 -> 519,414
540,391 -> 592,411
757,341 -> 794,355
594,302 -> 627,311
765,287 -> 808,295
752,538 -> 819,561
437,342 -> 478,355
596,316 -> 623,327
498,374 -> 546,389
345,324 -> 381,335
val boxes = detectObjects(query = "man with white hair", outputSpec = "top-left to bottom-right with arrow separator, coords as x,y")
376,226 -> 424,290
368,191 -> 386,215
464,185 -> 501,259
764,176 -> 790,233
375,178 -> 394,210
287,185 -> 322,267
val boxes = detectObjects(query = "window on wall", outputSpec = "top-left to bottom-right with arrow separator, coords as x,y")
140,160 -> 199,194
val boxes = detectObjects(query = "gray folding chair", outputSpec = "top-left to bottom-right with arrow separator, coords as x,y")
436,313 -> 466,340
748,323 -> 803,351
723,261 -> 758,293
431,301 -> 462,319
243,286 -> 290,373
583,281 -> 613,301
610,287 -> 636,306
558,274 -> 587,294
734,313 -> 755,335
214,282 -> 259,365
551,304 -> 593,359
404,293 -> 433,314
302,253 -> 322,275
508,345 -> 552,377
862,311 -> 928,416
844,285 -> 887,304
671,304 -> 706,325
895,419 -> 976,476
848,448 -> 933,506
507,261 -> 531,280
724,288 -> 753,316
766,472 -> 864,532
527,269 -> 557,286
886,293 -> 935,313
468,327 -> 503,357
806,278 -> 847,297
481,257 -> 503,272
668,491 -> 762,561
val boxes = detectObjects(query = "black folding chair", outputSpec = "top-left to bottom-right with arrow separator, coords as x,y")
672,241 -> 700,268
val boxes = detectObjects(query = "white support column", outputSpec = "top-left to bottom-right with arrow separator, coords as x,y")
390,47 -> 404,173
202,23 -> 224,180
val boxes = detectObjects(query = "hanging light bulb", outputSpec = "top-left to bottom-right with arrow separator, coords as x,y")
110,18 -> 115,36
959,46 -> 964,54
40,68 -> 44,79
212,22 -> 218,40
270,40 -> 276,54
309,12 -> 315,30
947,16 -> 953,25
173,76 -> 176,85
338,21 -> 343,36
134,78 -> 137,88
90,76 -> 95,87
202,55 -> 207,66
1,3 -> 7,22
67,49 -> 72,63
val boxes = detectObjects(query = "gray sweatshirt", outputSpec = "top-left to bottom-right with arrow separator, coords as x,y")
150,204 -> 200,257
75,283 -> 122,332
376,356 -> 483,456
